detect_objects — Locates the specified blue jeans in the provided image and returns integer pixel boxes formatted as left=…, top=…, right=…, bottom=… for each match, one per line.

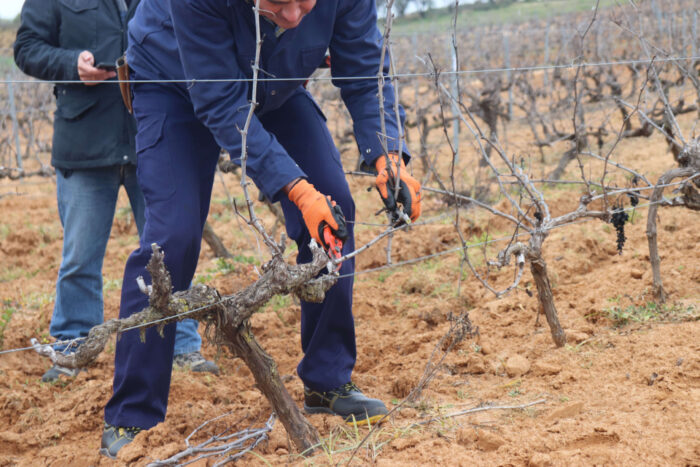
left=51, top=165, right=201, bottom=356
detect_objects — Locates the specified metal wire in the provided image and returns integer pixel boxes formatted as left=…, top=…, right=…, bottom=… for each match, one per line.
left=0, top=55, right=698, bottom=86
left=0, top=188, right=689, bottom=357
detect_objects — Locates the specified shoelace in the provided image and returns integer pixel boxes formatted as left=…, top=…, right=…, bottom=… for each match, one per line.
left=304, top=382, right=361, bottom=396
left=118, top=426, right=142, bottom=438
left=339, top=382, right=360, bottom=393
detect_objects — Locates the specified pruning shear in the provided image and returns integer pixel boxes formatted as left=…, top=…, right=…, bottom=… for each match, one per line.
left=387, top=205, right=412, bottom=227
left=321, top=224, right=344, bottom=273
left=374, top=202, right=411, bottom=228
left=372, top=168, right=413, bottom=227
left=319, top=203, right=347, bottom=273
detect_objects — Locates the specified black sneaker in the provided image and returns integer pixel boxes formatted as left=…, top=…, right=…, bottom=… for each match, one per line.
left=303, top=382, right=388, bottom=426
left=99, top=422, right=142, bottom=459
left=173, top=351, right=220, bottom=375
left=41, top=364, right=82, bottom=383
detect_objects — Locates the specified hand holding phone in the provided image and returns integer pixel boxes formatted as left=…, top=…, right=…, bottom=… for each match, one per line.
left=96, top=62, right=117, bottom=72
left=77, top=51, right=116, bottom=85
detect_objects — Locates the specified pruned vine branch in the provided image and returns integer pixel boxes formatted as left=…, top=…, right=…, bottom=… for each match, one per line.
left=32, top=241, right=335, bottom=369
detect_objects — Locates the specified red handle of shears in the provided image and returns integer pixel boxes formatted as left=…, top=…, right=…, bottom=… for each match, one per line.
left=321, top=224, right=343, bottom=272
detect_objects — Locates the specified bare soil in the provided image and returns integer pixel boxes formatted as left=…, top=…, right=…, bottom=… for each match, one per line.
left=0, top=102, right=699, bottom=467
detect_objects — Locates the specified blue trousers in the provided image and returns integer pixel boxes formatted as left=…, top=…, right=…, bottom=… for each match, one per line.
left=105, top=82, right=356, bottom=429
left=52, top=165, right=201, bottom=356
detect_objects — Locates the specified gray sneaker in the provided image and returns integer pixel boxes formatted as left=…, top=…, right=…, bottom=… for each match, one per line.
left=304, top=382, right=389, bottom=426
left=100, top=422, right=142, bottom=459
left=173, top=351, right=219, bottom=375
left=41, top=364, right=82, bottom=383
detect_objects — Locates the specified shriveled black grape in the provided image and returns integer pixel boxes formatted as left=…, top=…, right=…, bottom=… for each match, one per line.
left=611, top=208, right=629, bottom=254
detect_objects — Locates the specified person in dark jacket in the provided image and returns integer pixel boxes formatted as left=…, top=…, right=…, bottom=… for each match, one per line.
left=99, top=0, right=422, bottom=458
left=13, top=0, right=219, bottom=383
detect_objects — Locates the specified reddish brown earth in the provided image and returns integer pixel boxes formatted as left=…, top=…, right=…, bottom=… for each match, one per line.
left=1, top=91, right=699, bottom=466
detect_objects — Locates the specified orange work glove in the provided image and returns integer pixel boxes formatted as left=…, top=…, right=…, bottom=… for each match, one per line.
left=374, top=153, right=421, bottom=224
left=288, top=179, right=348, bottom=248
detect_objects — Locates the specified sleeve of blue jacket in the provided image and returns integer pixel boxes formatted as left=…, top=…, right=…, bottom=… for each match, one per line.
left=330, top=0, right=409, bottom=169
left=168, top=0, right=305, bottom=202
left=13, top=0, right=82, bottom=81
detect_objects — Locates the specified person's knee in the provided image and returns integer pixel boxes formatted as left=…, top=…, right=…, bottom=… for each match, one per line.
left=144, top=209, right=201, bottom=253
left=160, top=226, right=201, bottom=257
left=60, top=237, right=106, bottom=273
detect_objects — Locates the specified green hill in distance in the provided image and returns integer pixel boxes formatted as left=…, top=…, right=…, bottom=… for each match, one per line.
left=386, top=0, right=616, bottom=34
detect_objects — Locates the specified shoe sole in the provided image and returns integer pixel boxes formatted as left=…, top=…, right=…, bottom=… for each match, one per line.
left=303, top=404, right=387, bottom=426
left=41, top=368, right=83, bottom=383
left=191, top=366, right=220, bottom=375
left=344, top=413, right=386, bottom=427
left=98, top=448, right=117, bottom=460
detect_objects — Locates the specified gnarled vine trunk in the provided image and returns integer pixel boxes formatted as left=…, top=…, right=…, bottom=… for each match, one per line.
left=33, top=243, right=335, bottom=454
left=528, top=236, right=566, bottom=347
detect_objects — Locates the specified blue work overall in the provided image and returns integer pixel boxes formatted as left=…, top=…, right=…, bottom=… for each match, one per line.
left=104, top=79, right=357, bottom=429
left=104, top=0, right=407, bottom=429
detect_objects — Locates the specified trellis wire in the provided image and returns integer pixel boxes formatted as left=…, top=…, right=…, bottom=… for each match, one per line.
left=1, top=50, right=697, bottom=177
left=0, top=183, right=692, bottom=358
left=0, top=55, right=698, bottom=86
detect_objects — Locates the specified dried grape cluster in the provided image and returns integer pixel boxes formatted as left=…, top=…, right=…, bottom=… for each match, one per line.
left=610, top=208, right=629, bottom=254
left=626, top=176, right=640, bottom=207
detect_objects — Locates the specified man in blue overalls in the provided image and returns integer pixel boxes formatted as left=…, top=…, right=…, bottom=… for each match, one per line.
left=100, top=0, right=422, bottom=457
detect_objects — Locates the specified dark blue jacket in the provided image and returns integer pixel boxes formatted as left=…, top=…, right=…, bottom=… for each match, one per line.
left=127, top=0, right=407, bottom=200
left=14, top=0, right=140, bottom=169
